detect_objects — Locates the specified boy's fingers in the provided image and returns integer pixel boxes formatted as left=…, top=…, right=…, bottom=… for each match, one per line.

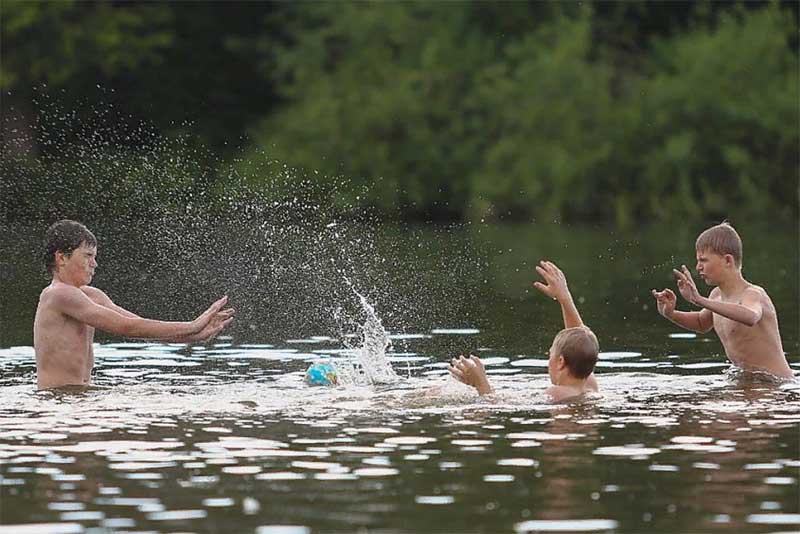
left=448, top=367, right=464, bottom=381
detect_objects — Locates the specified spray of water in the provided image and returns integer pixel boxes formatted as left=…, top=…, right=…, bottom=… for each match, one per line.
left=2, top=88, right=487, bottom=356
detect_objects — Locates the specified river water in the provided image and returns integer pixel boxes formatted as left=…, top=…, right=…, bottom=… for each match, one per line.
left=0, top=219, right=797, bottom=533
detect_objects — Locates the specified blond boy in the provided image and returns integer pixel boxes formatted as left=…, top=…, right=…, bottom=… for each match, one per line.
left=34, top=220, right=235, bottom=390
left=652, top=222, right=792, bottom=379
left=449, top=261, right=599, bottom=402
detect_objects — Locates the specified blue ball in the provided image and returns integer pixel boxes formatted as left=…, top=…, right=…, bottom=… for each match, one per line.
left=306, top=362, right=338, bottom=386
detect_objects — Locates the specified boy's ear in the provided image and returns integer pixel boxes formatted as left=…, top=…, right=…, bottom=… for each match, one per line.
left=555, top=354, right=566, bottom=370
left=723, top=253, right=735, bottom=267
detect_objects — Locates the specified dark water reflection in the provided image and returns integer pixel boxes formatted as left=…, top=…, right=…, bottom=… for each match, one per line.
left=0, top=221, right=798, bottom=532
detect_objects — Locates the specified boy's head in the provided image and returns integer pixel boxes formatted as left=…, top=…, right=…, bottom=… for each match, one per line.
left=695, top=222, right=742, bottom=266
left=695, top=222, right=742, bottom=285
left=45, top=220, right=97, bottom=276
left=548, top=326, right=599, bottom=383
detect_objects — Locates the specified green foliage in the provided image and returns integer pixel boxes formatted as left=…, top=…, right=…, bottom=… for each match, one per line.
left=2, top=1, right=797, bottom=226
left=629, top=4, right=799, bottom=223
left=471, top=8, right=615, bottom=221
left=237, top=1, right=797, bottom=225
left=1, top=1, right=173, bottom=89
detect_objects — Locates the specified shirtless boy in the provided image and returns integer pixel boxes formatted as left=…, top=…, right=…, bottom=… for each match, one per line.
left=34, top=220, right=235, bottom=389
left=449, top=261, right=599, bottom=403
left=652, top=222, right=793, bottom=379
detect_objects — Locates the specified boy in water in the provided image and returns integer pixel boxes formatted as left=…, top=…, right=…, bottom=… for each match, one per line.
left=449, top=260, right=599, bottom=402
left=652, top=222, right=793, bottom=379
left=34, top=220, right=235, bottom=390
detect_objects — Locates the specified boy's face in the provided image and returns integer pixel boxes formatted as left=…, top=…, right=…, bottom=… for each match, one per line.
left=57, top=242, right=98, bottom=286
left=695, top=248, right=733, bottom=286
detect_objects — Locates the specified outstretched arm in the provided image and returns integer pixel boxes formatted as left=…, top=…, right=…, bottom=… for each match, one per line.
left=532, top=260, right=582, bottom=328
left=651, top=287, right=714, bottom=333
left=81, top=286, right=234, bottom=342
left=54, top=286, right=228, bottom=339
left=448, top=355, right=493, bottom=395
left=673, top=266, right=762, bottom=327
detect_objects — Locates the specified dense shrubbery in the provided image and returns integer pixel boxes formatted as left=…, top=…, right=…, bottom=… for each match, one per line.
left=2, top=1, right=797, bottom=225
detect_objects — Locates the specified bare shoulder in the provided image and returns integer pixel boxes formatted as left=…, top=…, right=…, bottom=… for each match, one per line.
left=543, top=385, right=560, bottom=401
left=742, top=284, right=773, bottom=305
left=708, top=286, right=722, bottom=299
left=39, top=283, right=87, bottom=312
left=80, top=285, right=109, bottom=303
left=744, top=283, right=769, bottom=298
left=745, top=284, right=777, bottom=314
left=47, top=283, right=85, bottom=300
left=544, top=385, right=577, bottom=403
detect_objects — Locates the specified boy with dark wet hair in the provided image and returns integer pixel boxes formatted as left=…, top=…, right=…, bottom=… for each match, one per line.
left=34, top=219, right=235, bottom=390
left=652, top=222, right=793, bottom=379
left=449, top=261, right=599, bottom=402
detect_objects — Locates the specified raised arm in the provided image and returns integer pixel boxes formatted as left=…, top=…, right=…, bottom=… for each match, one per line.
left=673, top=266, right=763, bottom=327
left=53, top=286, right=227, bottom=339
left=533, top=260, right=598, bottom=389
left=532, top=260, right=582, bottom=328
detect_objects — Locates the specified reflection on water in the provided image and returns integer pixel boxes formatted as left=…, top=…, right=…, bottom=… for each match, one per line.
left=0, top=331, right=798, bottom=533
left=1, top=218, right=797, bottom=532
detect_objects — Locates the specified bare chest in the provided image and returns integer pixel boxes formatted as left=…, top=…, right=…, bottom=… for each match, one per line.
left=713, top=313, right=749, bottom=344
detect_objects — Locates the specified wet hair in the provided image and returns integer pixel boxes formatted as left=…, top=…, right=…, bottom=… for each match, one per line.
left=45, top=220, right=97, bottom=275
left=695, top=222, right=742, bottom=267
left=551, top=326, right=599, bottom=379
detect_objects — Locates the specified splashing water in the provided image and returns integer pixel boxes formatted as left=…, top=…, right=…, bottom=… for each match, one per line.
left=353, top=289, right=399, bottom=384
left=333, top=282, right=399, bottom=386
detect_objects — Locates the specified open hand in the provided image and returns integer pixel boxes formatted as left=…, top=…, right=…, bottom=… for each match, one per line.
left=673, top=265, right=702, bottom=306
left=448, top=354, right=493, bottom=395
left=192, top=296, right=229, bottom=333
left=196, top=307, right=235, bottom=342
left=651, top=288, right=677, bottom=318
left=533, top=260, right=570, bottom=302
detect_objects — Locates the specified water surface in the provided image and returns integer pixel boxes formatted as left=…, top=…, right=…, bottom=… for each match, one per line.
left=0, top=221, right=797, bottom=533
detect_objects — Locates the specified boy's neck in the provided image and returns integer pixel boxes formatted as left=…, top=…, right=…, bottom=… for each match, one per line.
left=554, top=373, right=587, bottom=390
left=52, top=272, right=78, bottom=288
left=716, top=269, right=748, bottom=296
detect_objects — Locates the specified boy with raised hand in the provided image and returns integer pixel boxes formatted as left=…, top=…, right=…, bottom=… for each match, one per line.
left=34, top=220, right=235, bottom=390
left=652, top=222, right=793, bottom=379
left=449, top=260, right=599, bottom=402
